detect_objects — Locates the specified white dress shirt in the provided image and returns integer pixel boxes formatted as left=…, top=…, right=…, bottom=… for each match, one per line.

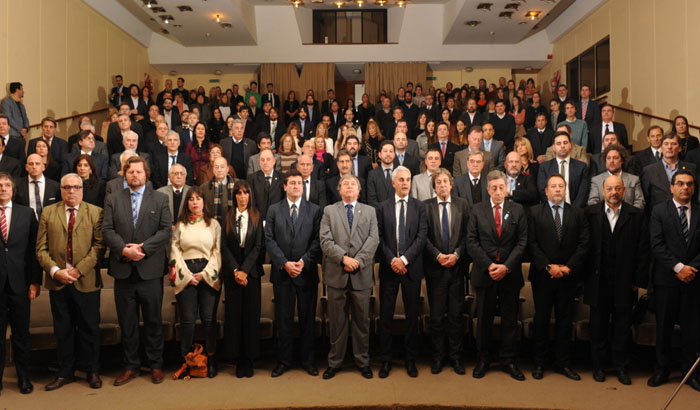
left=558, top=156, right=572, bottom=204
left=27, top=175, right=46, bottom=218
left=394, top=194, right=410, bottom=265
left=235, top=208, right=248, bottom=248
left=604, top=203, right=621, bottom=231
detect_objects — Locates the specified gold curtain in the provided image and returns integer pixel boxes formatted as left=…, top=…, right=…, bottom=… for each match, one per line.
left=364, top=62, right=427, bottom=104
left=260, top=63, right=335, bottom=108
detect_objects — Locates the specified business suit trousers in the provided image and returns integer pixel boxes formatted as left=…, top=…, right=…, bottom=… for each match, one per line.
left=223, top=275, right=261, bottom=361
left=379, top=273, right=421, bottom=362
left=49, top=286, right=101, bottom=377
left=114, top=272, right=164, bottom=370
left=175, top=265, right=220, bottom=357
left=654, top=286, right=700, bottom=374
left=426, top=270, right=464, bottom=362
left=589, top=280, right=634, bottom=370
left=273, top=280, right=317, bottom=366
left=0, top=285, right=31, bottom=381
left=532, top=279, right=577, bottom=367
left=326, top=283, right=371, bottom=368
left=475, top=282, right=520, bottom=364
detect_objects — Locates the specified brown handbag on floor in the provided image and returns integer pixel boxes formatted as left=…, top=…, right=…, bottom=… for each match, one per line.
left=173, top=343, right=208, bottom=380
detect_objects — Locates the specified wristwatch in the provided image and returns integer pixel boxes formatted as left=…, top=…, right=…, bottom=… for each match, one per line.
left=545, top=264, right=552, bottom=272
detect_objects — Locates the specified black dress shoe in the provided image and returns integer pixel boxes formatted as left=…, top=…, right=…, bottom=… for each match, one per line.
left=593, top=369, right=606, bottom=382
left=18, top=378, right=33, bottom=394
left=245, top=363, right=254, bottom=378
left=379, top=361, right=392, bottom=379
left=502, top=363, right=525, bottom=381
left=302, top=364, right=319, bottom=376
left=472, top=361, right=489, bottom=378
left=451, top=360, right=466, bottom=375
left=86, top=373, right=102, bottom=389
left=647, top=371, right=668, bottom=387
left=616, top=369, right=631, bottom=385
left=323, top=366, right=341, bottom=380
left=431, top=359, right=443, bottom=374
left=686, top=377, right=700, bottom=392
left=358, top=366, right=373, bottom=379
left=45, top=376, right=74, bottom=391
left=555, top=367, right=581, bottom=381
left=532, top=365, right=544, bottom=380
left=271, top=363, right=289, bottom=378
left=405, top=360, right=418, bottom=378
left=207, top=357, right=218, bottom=378
left=236, top=363, right=246, bottom=378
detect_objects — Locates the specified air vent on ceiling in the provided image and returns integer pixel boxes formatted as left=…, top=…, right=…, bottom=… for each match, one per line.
left=504, top=2, right=520, bottom=10
left=476, top=2, right=492, bottom=10
left=150, top=6, right=166, bottom=13
left=220, top=23, right=232, bottom=28
left=464, top=20, right=481, bottom=27
left=177, top=5, right=193, bottom=11
left=499, top=11, right=513, bottom=18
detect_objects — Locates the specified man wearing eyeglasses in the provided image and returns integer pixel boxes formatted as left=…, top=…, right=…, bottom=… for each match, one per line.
left=36, top=173, right=105, bottom=391
left=642, top=134, right=697, bottom=213
left=156, top=163, right=190, bottom=224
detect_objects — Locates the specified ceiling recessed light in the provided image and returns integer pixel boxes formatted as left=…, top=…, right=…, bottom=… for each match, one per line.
left=214, top=70, right=222, bottom=75
left=220, top=23, right=232, bottom=28
left=352, top=68, right=362, bottom=74
left=464, top=20, right=481, bottom=27
left=205, top=32, right=211, bottom=37
left=150, top=6, right=166, bottom=13
left=160, top=15, right=174, bottom=24
left=477, top=2, right=492, bottom=11
left=334, top=0, right=344, bottom=8
left=504, top=2, right=520, bottom=10
left=465, top=67, right=473, bottom=72
left=215, top=14, right=221, bottom=23
left=168, top=70, right=177, bottom=76
left=376, top=0, right=387, bottom=6
left=489, top=31, right=496, bottom=36
left=499, top=11, right=513, bottom=18
left=525, top=10, right=541, bottom=20
left=176, top=5, right=193, bottom=12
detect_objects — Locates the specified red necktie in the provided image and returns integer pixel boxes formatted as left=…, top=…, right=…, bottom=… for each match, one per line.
left=67, top=208, right=75, bottom=266
left=0, top=206, right=7, bottom=242
left=494, top=204, right=501, bottom=261
left=441, top=141, right=446, bottom=157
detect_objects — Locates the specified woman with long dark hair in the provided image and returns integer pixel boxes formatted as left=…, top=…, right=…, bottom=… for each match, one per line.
left=208, top=108, right=226, bottom=144
left=73, top=154, right=105, bottom=207
left=671, top=115, right=699, bottom=158
left=221, top=181, right=263, bottom=378
left=186, top=121, right=210, bottom=178
left=34, top=139, right=61, bottom=182
left=416, top=119, right=435, bottom=160
left=283, top=90, right=300, bottom=125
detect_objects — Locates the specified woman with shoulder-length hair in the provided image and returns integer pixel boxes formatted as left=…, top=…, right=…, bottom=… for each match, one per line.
left=671, top=115, right=699, bottom=158
left=170, top=187, right=222, bottom=378
left=220, top=180, right=264, bottom=378
left=73, top=154, right=105, bottom=207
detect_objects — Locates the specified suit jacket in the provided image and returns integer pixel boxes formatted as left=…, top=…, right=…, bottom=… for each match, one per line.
left=221, top=136, right=258, bottom=179
left=466, top=199, right=528, bottom=288
left=537, top=157, right=590, bottom=208
left=325, top=174, right=367, bottom=205
left=509, top=172, right=539, bottom=208
left=680, top=148, right=700, bottom=177
left=321, top=99, right=335, bottom=115
left=110, top=85, right=126, bottom=107
left=0, top=96, right=29, bottom=136
left=588, top=171, right=645, bottom=209
left=0, top=154, right=21, bottom=178
left=525, top=128, right=554, bottom=159
left=481, top=139, right=506, bottom=167
left=265, top=199, right=322, bottom=286
left=376, top=196, right=428, bottom=281
left=156, top=184, right=190, bottom=223
left=452, top=149, right=493, bottom=178
left=527, top=202, right=590, bottom=284
left=14, top=176, right=60, bottom=216
left=106, top=122, right=144, bottom=157
left=423, top=197, right=470, bottom=277
left=584, top=202, right=649, bottom=307
left=641, top=161, right=696, bottom=211
left=247, top=152, right=282, bottom=176
left=544, top=143, right=590, bottom=166
left=629, top=147, right=660, bottom=176
left=62, top=152, right=108, bottom=182
left=393, top=152, right=421, bottom=176
left=151, top=150, right=194, bottom=189
left=294, top=118, right=315, bottom=141
left=420, top=105, right=439, bottom=123
left=590, top=121, right=629, bottom=153
left=428, top=141, right=460, bottom=172
left=70, top=139, right=108, bottom=159
left=36, top=202, right=105, bottom=292
left=320, top=201, right=379, bottom=290
left=575, top=99, right=601, bottom=129
left=161, top=108, right=181, bottom=130
left=108, top=151, right=151, bottom=181
left=366, top=166, right=395, bottom=208
left=261, top=93, right=281, bottom=109
left=453, top=172, right=488, bottom=208
left=126, top=96, right=148, bottom=120
left=459, top=111, right=486, bottom=130
left=489, top=113, right=516, bottom=149
left=249, top=170, right=284, bottom=220
left=259, top=119, right=285, bottom=147
left=105, top=176, right=153, bottom=198
left=221, top=210, right=264, bottom=279
left=0, top=203, right=40, bottom=294
left=304, top=178, right=327, bottom=208
left=102, top=187, right=172, bottom=280
left=1, top=135, right=25, bottom=163
left=410, top=171, right=435, bottom=201
left=352, top=154, right=373, bottom=181
left=28, top=136, right=68, bottom=166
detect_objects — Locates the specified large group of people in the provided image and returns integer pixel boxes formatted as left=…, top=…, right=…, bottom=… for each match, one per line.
left=0, top=76, right=699, bottom=398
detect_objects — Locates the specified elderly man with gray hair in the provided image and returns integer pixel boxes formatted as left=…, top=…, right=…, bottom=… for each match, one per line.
left=105, top=150, right=153, bottom=197
left=156, top=163, right=190, bottom=223
left=151, top=129, right=193, bottom=189
left=108, top=130, right=151, bottom=180
left=221, top=117, right=258, bottom=179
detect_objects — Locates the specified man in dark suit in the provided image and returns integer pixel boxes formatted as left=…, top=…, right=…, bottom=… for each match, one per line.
left=249, top=149, right=284, bottom=220
left=453, top=151, right=488, bottom=208
left=0, top=172, right=41, bottom=396
left=424, top=169, right=470, bottom=375
left=108, top=131, right=152, bottom=180
left=0, top=115, right=25, bottom=163
left=590, top=104, right=629, bottom=154
left=526, top=113, right=554, bottom=161
left=537, top=132, right=590, bottom=208
left=178, top=111, right=199, bottom=149
left=428, top=122, right=459, bottom=172
left=160, top=97, right=181, bottom=131
left=419, top=94, right=439, bottom=122
left=296, top=155, right=326, bottom=208
left=265, top=169, right=322, bottom=377
left=61, top=131, right=109, bottom=182
left=106, top=109, right=145, bottom=156
left=261, top=83, right=280, bottom=109
left=575, top=85, right=601, bottom=131
left=155, top=78, right=173, bottom=108
left=138, top=105, right=161, bottom=147
left=642, top=134, right=697, bottom=212
left=383, top=107, right=404, bottom=140
left=258, top=107, right=285, bottom=148
left=504, top=152, right=539, bottom=208
left=459, top=99, right=485, bottom=130
left=376, top=166, right=428, bottom=378
left=102, top=156, right=171, bottom=386
left=584, top=175, right=649, bottom=385
left=392, top=132, right=421, bottom=176
left=647, top=170, right=700, bottom=391
left=467, top=170, right=528, bottom=381
left=445, top=97, right=462, bottom=123
left=320, top=89, right=335, bottom=115
left=0, top=136, right=20, bottom=179
left=481, top=122, right=506, bottom=168
left=326, top=150, right=367, bottom=204
left=27, top=117, right=69, bottom=167
left=327, top=102, right=342, bottom=132
left=36, top=173, right=105, bottom=391
left=344, top=136, right=372, bottom=180
left=367, top=140, right=396, bottom=207
left=629, top=125, right=663, bottom=176
left=490, top=100, right=516, bottom=150
left=528, top=174, right=590, bottom=381
left=109, top=74, right=125, bottom=107
left=125, top=84, right=147, bottom=121
left=150, top=130, right=193, bottom=189
left=401, top=91, right=420, bottom=132
left=304, top=95, right=320, bottom=127
left=156, top=164, right=189, bottom=224
left=524, top=92, right=548, bottom=130
left=222, top=119, right=258, bottom=180
left=294, top=106, right=315, bottom=142
left=14, top=154, right=60, bottom=221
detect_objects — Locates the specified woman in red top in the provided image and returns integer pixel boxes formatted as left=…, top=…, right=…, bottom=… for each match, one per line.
left=186, top=121, right=210, bottom=178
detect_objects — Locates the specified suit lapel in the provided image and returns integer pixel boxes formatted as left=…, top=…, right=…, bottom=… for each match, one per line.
left=72, top=203, right=88, bottom=231
left=167, top=188, right=175, bottom=219
left=57, top=201, right=68, bottom=232
left=614, top=203, right=630, bottom=233
left=339, top=202, right=352, bottom=238
left=134, top=189, right=151, bottom=233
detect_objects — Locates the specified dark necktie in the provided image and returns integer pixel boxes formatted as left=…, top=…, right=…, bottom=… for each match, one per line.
left=655, top=150, right=662, bottom=161
left=385, top=168, right=391, bottom=181
left=303, top=180, right=309, bottom=201
left=680, top=205, right=689, bottom=243
left=553, top=204, right=562, bottom=241
left=237, top=215, right=243, bottom=245
left=346, top=204, right=353, bottom=230
left=398, top=199, right=407, bottom=255
left=440, top=201, right=450, bottom=252
left=32, top=180, right=42, bottom=219
left=265, top=176, right=272, bottom=187
left=291, top=203, right=298, bottom=225
left=67, top=208, right=76, bottom=266
left=170, top=155, right=177, bottom=167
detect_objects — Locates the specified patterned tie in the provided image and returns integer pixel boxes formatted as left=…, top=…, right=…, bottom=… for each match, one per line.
left=398, top=199, right=407, bottom=255
left=291, top=203, right=298, bottom=225
left=440, top=202, right=450, bottom=253
left=582, top=100, right=588, bottom=120
left=67, top=208, right=76, bottom=266
left=440, top=141, right=446, bottom=157
left=494, top=204, right=502, bottom=238
left=346, top=204, right=353, bottom=230
left=559, top=159, right=566, bottom=180
left=0, top=206, right=7, bottom=242
left=131, top=192, right=139, bottom=226
left=32, top=180, right=43, bottom=219
left=680, top=205, right=689, bottom=243
left=553, top=204, right=562, bottom=241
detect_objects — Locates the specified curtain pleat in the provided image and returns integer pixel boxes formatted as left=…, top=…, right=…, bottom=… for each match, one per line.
left=364, top=62, right=427, bottom=104
left=260, top=63, right=336, bottom=109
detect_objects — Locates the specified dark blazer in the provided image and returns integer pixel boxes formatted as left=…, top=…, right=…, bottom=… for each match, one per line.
left=537, top=157, right=590, bottom=208
left=220, top=136, right=258, bottom=179
left=527, top=202, right=590, bottom=284
left=294, top=118, right=315, bottom=141
left=126, top=96, right=148, bottom=120
left=13, top=176, right=60, bottom=214
left=106, top=122, right=144, bottom=156
left=259, top=119, right=285, bottom=147
left=305, top=178, right=327, bottom=208
left=0, top=203, right=41, bottom=294
left=393, top=152, right=421, bottom=176
left=423, top=197, right=470, bottom=277
left=584, top=202, right=649, bottom=307
left=452, top=172, right=488, bottom=208
left=105, top=176, right=153, bottom=198
left=28, top=136, right=69, bottom=166
left=575, top=99, right=601, bottom=129
left=459, top=111, right=486, bottom=130
left=150, top=150, right=194, bottom=189
left=489, top=113, right=516, bottom=150
left=221, top=211, right=264, bottom=279
left=108, top=151, right=151, bottom=181
left=249, top=170, right=284, bottom=220
left=428, top=141, right=460, bottom=172
left=261, top=93, right=281, bottom=109
left=321, top=99, right=335, bottom=115
left=61, top=152, right=108, bottom=182
left=629, top=147, right=660, bottom=176
left=178, top=127, right=194, bottom=148
left=650, top=200, right=700, bottom=291
left=466, top=200, right=528, bottom=289
left=325, top=174, right=367, bottom=205
left=102, top=187, right=172, bottom=280
left=641, top=161, right=696, bottom=211
left=366, top=166, right=395, bottom=208
left=110, top=85, right=126, bottom=107
left=525, top=128, right=554, bottom=159
left=161, top=108, right=181, bottom=130
left=376, top=196, right=428, bottom=281
left=2, top=135, right=25, bottom=163
left=0, top=154, right=21, bottom=178
left=420, top=105, right=439, bottom=123
left=590, top=121, right=629, bottom=153
left=352, top=154, right=373, bottom=181
left=510, top=173, right=539, bottom=208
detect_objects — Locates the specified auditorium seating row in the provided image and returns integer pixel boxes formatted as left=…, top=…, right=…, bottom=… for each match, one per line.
left=5, top=263, right=679, bottom=363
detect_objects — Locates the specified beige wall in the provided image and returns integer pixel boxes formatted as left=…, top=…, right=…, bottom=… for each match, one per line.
left=537, top=0, right=700, bottom=151
left=0, top=0, right=160, bottom=140
left=427, top=68, right=513, bottom=90
left=161, top=73, right=259, bottom=96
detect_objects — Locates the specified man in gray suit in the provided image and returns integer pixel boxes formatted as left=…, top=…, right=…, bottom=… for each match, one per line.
left=156, top=164, right=190, bottom=223
left=246, top=133, right=281, bottom=176
left=410, top=148, right=442, bottom=201
left=0, top=82, right=29, bottom=138
left=453, top=126, right=494, bottom=178
left=221, top=119, right=259, bottom=179
left=588, top=144, right=645, bottom=209
left=481, top=122, right=506, bottom=168
left=320, top=175, right=379, bottom=380
left=102, top=156, right=172, bottom=386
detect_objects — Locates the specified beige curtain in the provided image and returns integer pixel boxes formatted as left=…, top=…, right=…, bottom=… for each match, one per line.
left=364, top=62, right=427, bottom=104
left=260, top=63, right=335, bottom=109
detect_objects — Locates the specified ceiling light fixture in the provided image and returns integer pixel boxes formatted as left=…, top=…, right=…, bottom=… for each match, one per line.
left=499, top=11, right=513, bottom=18
left=215, top=14, right=221, bottom=23
left=147, top=1, right=152, bottom=8
left=220, top=23, right=232, bottom=28
left=395, top=0, right=406, bottom=7
left=355, top=0, right=365, bottom=7
left=476, top=3, right=492, bottom=11
left=525, top=10, right=541, bottom=20
left=290, top=0, right=304, bottom=6
left=376, top=0, right=387, bottom=6
left=464, top=20, right=481, bottom=27
left=334, top=0, right=344, bottom=8
left=504, top=2, right=520, bottom=10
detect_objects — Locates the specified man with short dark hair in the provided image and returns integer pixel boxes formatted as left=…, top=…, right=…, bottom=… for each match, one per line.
left=1, top=82, right=29, bottom=138
left=321, top=89, right=336, bottom=115
left=629, top=126, right=664, bottom=176
left=110, top=75, right=126, bottom=108
left=490, top=100, right=516, bottom=150
left=261, top=82, right=280, bottom=109
left=525, top=113, right=553, bottom=162
left=106, top=107, right=145, bottom=156
left=367, top=140, right=396, bottom=207
left=0, top=114, right=24, bottom=162
left=62, top=130, right=109, bottom=182
left=591, top=104, right=629, bottom=154
left=537, top=131, right=590, bottom=208
left=576, top=85, right=601, bottom=131
left=326, top=149, right=367, bottom=204
left=27, top=117, right=69, bottom=166
left=453, top=151, right=488, bottom=208
left=428, top=122, right=459, bottom=172
left=642, top=134, right=696, bottom=211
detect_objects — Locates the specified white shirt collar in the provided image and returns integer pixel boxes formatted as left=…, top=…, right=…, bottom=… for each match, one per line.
left=0, top=201, right=12, bottom=210
left=64, top=203, right=80, bottom=212
left=287, top=197, right=302, bottom=209
left=394, top=194, right=409, bottom=203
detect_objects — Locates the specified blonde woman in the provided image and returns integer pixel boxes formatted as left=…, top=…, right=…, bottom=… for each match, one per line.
left=315, top=122, right=334, bottom=157
left=513, top=136, right=538, bottom=176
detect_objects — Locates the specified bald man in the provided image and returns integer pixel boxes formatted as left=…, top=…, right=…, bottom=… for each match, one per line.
left=14, top=153, right=60, bottom=221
